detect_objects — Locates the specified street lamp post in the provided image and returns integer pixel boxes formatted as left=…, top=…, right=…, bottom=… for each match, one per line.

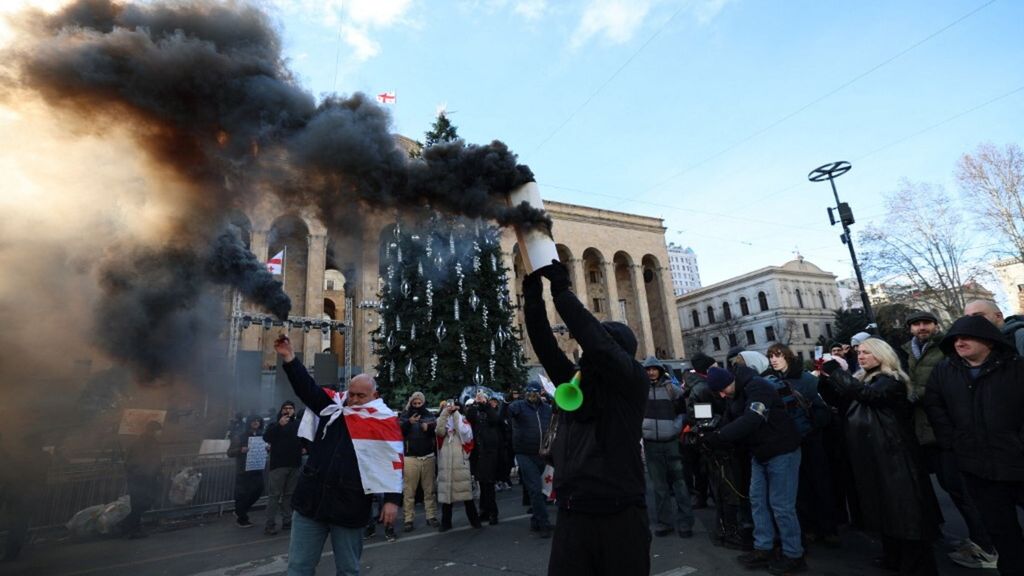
left=808, top=161, right=875, bottom=325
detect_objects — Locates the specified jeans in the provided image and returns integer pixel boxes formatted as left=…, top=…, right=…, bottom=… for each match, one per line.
left=645, top=440, right=694, bottom=532
left=267, top=467, right=299, bottom=528
left=750, top=449, right=803, bottom=559
left=287, top=511, right=363, bottom=576
left=233, top=471, right=264, bottom=522
left=516, top=454, right=551, bottom=529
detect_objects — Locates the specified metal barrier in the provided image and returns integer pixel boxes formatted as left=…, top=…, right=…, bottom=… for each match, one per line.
left=33, top=453, right=244, bottom=530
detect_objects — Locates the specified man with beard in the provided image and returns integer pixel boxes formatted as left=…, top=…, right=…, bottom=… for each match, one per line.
left=263, top=401, right=301, bottom=535
left=523, top=260, right=649, bottom=576
left=399, top=392, right=438, bottom=532
left=506, top=380, right=554, bottom=537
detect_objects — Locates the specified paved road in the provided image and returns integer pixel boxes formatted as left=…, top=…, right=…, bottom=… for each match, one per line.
left=4, top=482, right=991, bottom=576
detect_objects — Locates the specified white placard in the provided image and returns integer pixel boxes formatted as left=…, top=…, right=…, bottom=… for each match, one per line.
left=694, top=403, right=713, bottom=420
left=244, top=436, right=268, bottom=471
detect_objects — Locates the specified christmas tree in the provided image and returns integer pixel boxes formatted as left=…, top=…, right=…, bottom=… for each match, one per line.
left=372, top=112, right=528, bottom=403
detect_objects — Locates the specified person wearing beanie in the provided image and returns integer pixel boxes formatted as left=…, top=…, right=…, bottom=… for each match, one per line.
left=925, top=315, right=1024, bottom=574
left=726, top=346, right=746, bottom=363
left=262, top=401, right=302, bottom=535
left=506, top=380, right=554, bottom=537
left=227, top=415, right=266, bottom=528
left=522, top=260, right=649, bottom=576
left=399, top=391, right=439, bottom=532
left=465, top=388, right=504, bottom=526
left=704, top=366, right=805, bottom=574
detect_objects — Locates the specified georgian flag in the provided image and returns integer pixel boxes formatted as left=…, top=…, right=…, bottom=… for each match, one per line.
left=376, top=91, right=396, bottom=104
left=298, top=389, right=404, bottom=494
left=267, top=249, right=284, bottom=275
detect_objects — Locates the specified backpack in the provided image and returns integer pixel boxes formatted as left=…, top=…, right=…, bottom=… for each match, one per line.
left=763, top=375, right=813, bottom=437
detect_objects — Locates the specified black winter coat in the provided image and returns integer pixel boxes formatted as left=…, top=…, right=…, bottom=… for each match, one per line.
left=283, top=359, right=400, bottom=528
left=718, top=367, right=801, bottom=463
left=827, top=369, right=940, bottom=541
left=399, top=406, right=437, bottom=458
left=228, top=427, right=264, bottom=474
left=466, top=403, right=503, bottom=483
left=263, top=413, right=302, bottom=470
left=924, top=318, right=1024, bottom=482
left=524, top=284, right=647, bottom=514
left=506, top=398, right=552, bottom=455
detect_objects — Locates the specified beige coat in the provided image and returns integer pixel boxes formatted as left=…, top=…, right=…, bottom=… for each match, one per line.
left=435, top=409, right=474, bottom=504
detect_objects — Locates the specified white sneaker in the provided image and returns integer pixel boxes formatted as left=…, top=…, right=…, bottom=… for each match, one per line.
left=948, top=540, right=998, bottom=569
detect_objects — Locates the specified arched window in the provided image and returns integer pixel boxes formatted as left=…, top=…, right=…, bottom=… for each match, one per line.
left=706, top=305, right=716, bottom=324
left=758, top=291, right=769, bottom=311
left=691, top=309, right=700, bottom=328
left=796, top=289, right=804, bottom=308
left=739, top=297, right=750, bottom=316
left=818, top=290, right=826, bottom=308
left=722, top=302, right=732, bottom=320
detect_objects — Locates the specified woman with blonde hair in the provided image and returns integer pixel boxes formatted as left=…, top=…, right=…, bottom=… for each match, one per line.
left=822, top=337, right=940, bottom=575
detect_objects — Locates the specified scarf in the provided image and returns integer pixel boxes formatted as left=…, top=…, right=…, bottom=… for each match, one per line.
left=298, top=389, right=404, bottom=494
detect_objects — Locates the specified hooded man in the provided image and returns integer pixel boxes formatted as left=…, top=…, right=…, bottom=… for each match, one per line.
left=227, top=415, right=265, bottom=528
left=523, top=260, right=649, bottom=576
left=641, top=356, right=694, bottom=538
left=704, top=366, right=805, bottom=574
left=506, top=380, right=554, bottom=536
left=263, top=400, right=302, bottom=535
left=925, top=316, right=1024, bottom=575
left=399, top=391, right=438, bottom=532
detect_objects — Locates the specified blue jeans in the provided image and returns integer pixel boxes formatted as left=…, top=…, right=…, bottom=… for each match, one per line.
left=287, top=511, right=363, bottom=576
left=645, top=440, right=694, bottom=532
left=750, top=449, right=803, bottom=559
left=516, top=454, right=550, bottom=529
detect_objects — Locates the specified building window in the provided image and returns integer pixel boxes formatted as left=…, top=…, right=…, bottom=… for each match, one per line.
left=740, top=297, right=750, bottom=316
left=825, top=323, right=833, bottom=338
left=723, top=302, right=732, bottom=320
left=592, top=298, right=602, bottom=312
left=796, top=289, right=804, bottom=308
left=746, top=330, right=756, bottom=345
left=797, top=351, right=804, bottom=363
left=765, top=326, right=776, bottom=341
left=818, top=290, right=826, bottom=308
left=728, top=333, right=738, bottom=347
left=758, top=291, right=769, bottom=311
left=803, top=323, right=811, bottom=338
left=326, top=280, right=335, bottom=290
left=618, top=299, right=627, bottom=320
left=589, top=270, right=599, bottom=284
left=706, top=306, right=716, bottom=324
left=712, top=337, right=721, bottom=351
left=691, top=310, right=700, bottom=328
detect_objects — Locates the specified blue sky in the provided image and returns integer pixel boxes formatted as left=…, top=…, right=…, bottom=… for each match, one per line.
left=271, top=0, right=1023, bottom=287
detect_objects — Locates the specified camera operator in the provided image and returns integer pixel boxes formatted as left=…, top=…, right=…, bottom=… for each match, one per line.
left=703, top=365, right=805, bottom=574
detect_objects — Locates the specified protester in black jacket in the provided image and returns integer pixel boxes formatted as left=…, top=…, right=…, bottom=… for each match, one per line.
left=925, top=315, right=1024, bottom=576
left=823, top=338, right=940, bottom=575
left=227, top=415, right=265, bottom=528
left=705, top=366, right=805, bottom=574
left=262, top=400, right=301, bottom=535
left=523, top=260, right=649, bottom=576
left=399, top=391, right=438, bottom=532
left=466, top=391, right=504, bottom=525
left=274, top=335, right=400, bottom=576
left=506, top=381, right=554, bottom=536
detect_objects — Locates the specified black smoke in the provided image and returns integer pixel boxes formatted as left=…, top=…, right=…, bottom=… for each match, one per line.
left=3, top=0, right=550, bottom=380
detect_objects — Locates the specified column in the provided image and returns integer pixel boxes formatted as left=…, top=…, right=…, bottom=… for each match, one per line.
left=603, top=260, right=620, bottom=322
left=355, top=226, right=381, bottom=375
left=631, top=264, right=655, bottom=358
left=302, top=234, right=327, bottom=362
left=569, top=258, right=587, bottom=299
left=661, top=266, right=684, bottom=358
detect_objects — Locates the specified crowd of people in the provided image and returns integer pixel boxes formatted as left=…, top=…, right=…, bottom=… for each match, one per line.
left=108, top=259, right=1024, bottom=576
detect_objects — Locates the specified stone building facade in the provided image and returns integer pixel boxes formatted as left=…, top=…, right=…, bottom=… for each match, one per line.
left=676, top=258, right=842, bottom=363
left=228, top=184, right=685, bottom=379
left=994, top=257, right=1024, bottom=314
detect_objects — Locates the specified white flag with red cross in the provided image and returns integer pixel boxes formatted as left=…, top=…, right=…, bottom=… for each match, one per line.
left=267, top=249, right=284, bottom=275
left=376, top=91, right=396, bottom=104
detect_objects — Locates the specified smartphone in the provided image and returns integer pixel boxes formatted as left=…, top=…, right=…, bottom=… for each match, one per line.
left=694, top=403, right=713, bottom=420
left=814, top=346, right=823, bottom=360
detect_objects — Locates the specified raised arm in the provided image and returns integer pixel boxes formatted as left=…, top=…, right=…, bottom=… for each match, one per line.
left=522, top=272, right=576, bottom=385
left=274, top=335, right=332, bottom=414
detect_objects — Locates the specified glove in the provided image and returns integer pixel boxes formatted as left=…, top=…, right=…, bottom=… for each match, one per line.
left=522, top=271, right=543, bottom=301
left=537, top=259, right=571, bottom=296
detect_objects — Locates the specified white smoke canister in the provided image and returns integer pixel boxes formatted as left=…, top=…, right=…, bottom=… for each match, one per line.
left=507, top=181, right=559, bottom=274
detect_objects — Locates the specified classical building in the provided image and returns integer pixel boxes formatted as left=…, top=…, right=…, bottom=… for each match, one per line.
left=226, top=179, right=685, bottom=389
left=667, top=243, right=702, bottom=296
left=676, top=258, right=842, bottom=363
left=994, top=257, right=1024, bottom=314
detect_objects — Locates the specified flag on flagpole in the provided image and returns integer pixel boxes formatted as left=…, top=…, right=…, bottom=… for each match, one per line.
left=376, top=91, right=396, bottom=104
left=267, top=249, right=285, bottom=275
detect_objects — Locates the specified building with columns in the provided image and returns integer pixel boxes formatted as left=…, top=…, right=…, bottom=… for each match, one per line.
left=228, top=191, right=685, bottom=382
left=676, top=257, right=841, bottom=363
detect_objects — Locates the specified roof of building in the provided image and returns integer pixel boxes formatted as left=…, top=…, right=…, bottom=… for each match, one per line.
left=675, top=258, right=835, bottom=303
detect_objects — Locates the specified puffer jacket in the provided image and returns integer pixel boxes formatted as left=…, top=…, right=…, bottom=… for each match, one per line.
left=718, top=366, right=802, bottom=463
left=902, top=332, right=945, bottom=445
left=924, top=316, right=1024, bottom=482
left=506, top=398, right=552, bottom=456
left=435, top=408, right=474, bottom=504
